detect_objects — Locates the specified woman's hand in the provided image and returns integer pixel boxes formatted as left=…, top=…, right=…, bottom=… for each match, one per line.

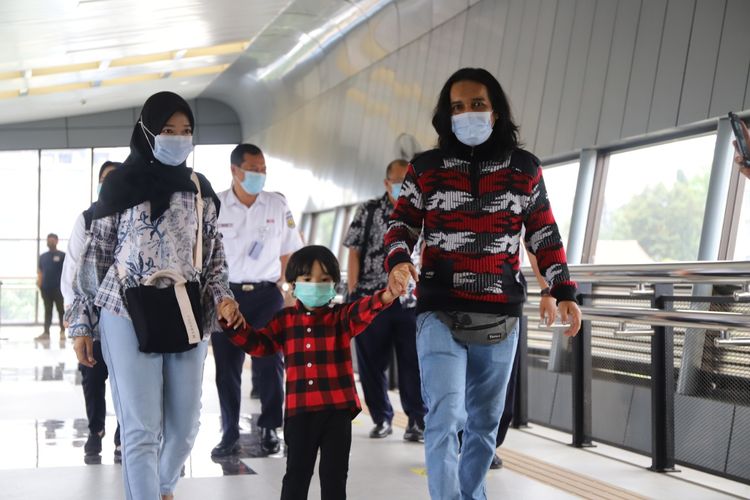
left=73, top=336, right=96, bottom=368
left=558, top=301, right=582, bottom=337
left=218, top=298, right=245, bottom=330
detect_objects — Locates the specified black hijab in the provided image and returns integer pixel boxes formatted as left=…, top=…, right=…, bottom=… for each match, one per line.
left=94, top=91, right=219, bottom=221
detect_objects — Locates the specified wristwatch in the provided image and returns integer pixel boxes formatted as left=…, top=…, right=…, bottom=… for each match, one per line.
left=540, top=287, right=551, bottom=297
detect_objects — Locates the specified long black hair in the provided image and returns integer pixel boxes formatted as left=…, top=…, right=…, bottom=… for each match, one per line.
left=432, top=67, right=520, bottom=158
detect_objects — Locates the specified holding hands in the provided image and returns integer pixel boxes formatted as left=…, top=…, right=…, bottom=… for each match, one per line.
left=387, top=262, right=418, bottom=297
left=218, top=297, right=245, bottom=329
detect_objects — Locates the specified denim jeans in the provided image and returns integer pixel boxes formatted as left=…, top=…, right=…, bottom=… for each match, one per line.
left=416, top=311, right=518, bottom=500
left=100, top=309, right=208, bottom=499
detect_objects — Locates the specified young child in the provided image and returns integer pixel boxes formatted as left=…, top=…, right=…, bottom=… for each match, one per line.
left=220, top=245, right=401, bottom=500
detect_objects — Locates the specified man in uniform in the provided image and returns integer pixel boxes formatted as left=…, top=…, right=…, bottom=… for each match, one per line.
left=343, top=159, right=427, bottom=441
left=211, top=144, right=303, bottom=457
left=37, top=233, right=65, bottom=341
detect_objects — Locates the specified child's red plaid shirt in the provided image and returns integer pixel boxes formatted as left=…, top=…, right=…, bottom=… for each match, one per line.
left=225, top=291, right=391, bottom=418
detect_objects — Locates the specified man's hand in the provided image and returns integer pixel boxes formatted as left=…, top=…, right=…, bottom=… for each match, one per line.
left=74, top=337, right=96, bottom=368
left=218, top=298, right=245, bottom=330
left=733, top=119, right=750, bottom=180
left=387, top=263, right=418, bottom=297
left=381, top=288, right=396, bottom=304
left=558, top=301, right=582, bottom=337
left=539, top=296, right=557, bottom=327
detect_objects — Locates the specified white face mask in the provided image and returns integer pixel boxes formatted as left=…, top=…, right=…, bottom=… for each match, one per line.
left=140, top=120, right=194, bottom=166
left=451, top=111, right=494, bottom=147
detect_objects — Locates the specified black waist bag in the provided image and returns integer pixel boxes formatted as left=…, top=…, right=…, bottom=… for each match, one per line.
left=125, top=278, right=204, bottom=353
left=435, top=311, right=518, bottom=345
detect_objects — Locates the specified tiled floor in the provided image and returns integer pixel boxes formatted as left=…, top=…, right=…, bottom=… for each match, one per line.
left=1, top=325, right=748, bottom=500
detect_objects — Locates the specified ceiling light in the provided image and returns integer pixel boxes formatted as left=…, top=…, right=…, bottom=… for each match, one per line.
left=109, top=52, right=175, bottom=68
left=28, top=82, right=91, bottom=95
left=32, top=62, right=99, bottom=76
left=100, top=73, right=161, bottom=86
left=170, top=64, right=229, bottom=78
left=173, top=49, right=188, bottom=60
left=0, top=71, right=23, bottom=81
left=98, top=60, right=110, bottom=71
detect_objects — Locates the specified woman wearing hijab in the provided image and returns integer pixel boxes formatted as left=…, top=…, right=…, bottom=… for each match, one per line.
left=66, top=91, right=244, bottom=500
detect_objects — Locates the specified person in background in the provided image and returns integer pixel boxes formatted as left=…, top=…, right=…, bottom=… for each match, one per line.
left=733, top=118, right=750, bottom=180
left=385, top=67, right=582, bottom=499
left=61, top=161, right=122, bottom=463
left=211, top=143, right=304, bottom=458
left=37, top=233, right=65, bottom=341
left=220, top=245, right=405, bottom=500
left=66, top=91, right=243, bottom=500
left=343, top=159, right=427, bottom=441
left=490, top=250, right=555, bottom=469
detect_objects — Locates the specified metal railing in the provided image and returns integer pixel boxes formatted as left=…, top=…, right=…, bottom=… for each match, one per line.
left=516, top=261, right=750, bottom=484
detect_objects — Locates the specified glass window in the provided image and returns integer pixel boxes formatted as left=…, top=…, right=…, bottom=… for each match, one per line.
left=0, top=150, right=39, bottom=239
left=193, top=144, right=235, bottom=192
left=594, top=134, right=716, bottom=264
left=542, top=161, right=580, bottom=248
left=733, top=179, right=750, bottom=260
left=311, top=210, right=336, bottom=248
left=92, top=147, right=129, bottom=200
left=0, top=279, right=37, bottom=324
left=39, top=149, right=92, bottom=241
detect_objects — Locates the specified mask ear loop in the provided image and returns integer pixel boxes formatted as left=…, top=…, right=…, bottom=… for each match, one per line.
left=139, top=118, right=156, bottom=152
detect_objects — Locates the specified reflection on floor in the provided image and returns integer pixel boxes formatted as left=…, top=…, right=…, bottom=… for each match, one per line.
left=1, top=326, right=749, bottom=500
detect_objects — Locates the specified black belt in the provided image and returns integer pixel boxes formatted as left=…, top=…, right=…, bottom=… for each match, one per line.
left=229, top=281, right=277, bottom=292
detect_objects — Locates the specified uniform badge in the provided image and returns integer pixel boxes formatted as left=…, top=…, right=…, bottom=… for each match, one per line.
left=286, top=211, right=296, bottom=228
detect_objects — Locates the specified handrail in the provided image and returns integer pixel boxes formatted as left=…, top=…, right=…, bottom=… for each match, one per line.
left=522, top=261, right=750, bottom=285
left=523, top=302, right=750, bottom=332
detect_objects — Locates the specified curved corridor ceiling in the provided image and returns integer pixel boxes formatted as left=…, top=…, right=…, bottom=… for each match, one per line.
left=0, top=0, right=397, bottom=125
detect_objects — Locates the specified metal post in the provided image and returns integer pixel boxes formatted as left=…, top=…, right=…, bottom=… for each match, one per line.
left=565, top=149, right=597, bottom=265
left=651, top=283, right=677, bottom=472
left=571, top=282, right=593, bottom=447
left=512, top=314, right=528, bottom=427
left=678, top=119, right=735, bottom=395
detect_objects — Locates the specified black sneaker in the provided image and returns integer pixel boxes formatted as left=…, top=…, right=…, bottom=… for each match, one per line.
left=114, top=445, right=122, bottom=464
left=490, top=453, right=503, bottom=469
left=403, top=422, right=424, bottom=443
left=84, top=431, right=104, bottom=456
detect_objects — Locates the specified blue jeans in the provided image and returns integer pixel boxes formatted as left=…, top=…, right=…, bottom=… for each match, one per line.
left=416, top=312, right=518, bottom=500
left=100, top=309, right=208, bottom=499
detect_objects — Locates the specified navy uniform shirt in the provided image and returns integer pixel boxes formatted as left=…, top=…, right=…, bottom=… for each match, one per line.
left=39, top=250, right=65, bottom=291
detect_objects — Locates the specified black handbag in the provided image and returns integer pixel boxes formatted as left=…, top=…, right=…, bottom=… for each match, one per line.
left=122, top=172, right=206, bottom=353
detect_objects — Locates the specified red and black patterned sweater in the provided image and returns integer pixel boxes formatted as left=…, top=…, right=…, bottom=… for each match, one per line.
left=384, top=148, right=577, bottom=316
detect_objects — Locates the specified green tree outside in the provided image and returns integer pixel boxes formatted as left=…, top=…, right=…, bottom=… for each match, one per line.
left=599, top=171, right=709, bottom=262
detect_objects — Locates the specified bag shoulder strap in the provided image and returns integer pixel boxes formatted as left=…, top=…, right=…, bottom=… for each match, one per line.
left=190, top=172, right=204, bottom=274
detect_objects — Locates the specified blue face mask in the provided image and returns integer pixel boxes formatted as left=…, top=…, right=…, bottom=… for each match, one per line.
left=294, top=282, right=336, bottom=308
left=240, top=171, right=266, bottom=195
left=451, top=111, right=494, bottom=147
left=390, top=182, right=403, bottom=199
left=140, top=120, right=194, bottom=166
left=97, top=183, right=103, bottom=197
